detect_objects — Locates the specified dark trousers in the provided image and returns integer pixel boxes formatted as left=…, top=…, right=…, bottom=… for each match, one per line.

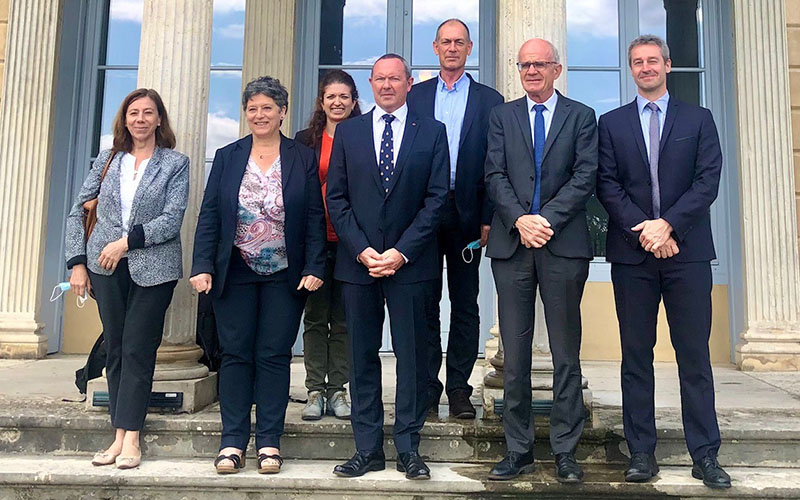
left=343, top=279, right=429, bottom=454
left=89, top=259, right=176, bottom=431
left=491, top=245, right=589, bottom=455
left=611, top=256, right=720, bottom=462
left=213, top=266, right=305, bottom=451
left=425, top=197, right=481, bottom=401
left=302, top=242, right=349, bottom=398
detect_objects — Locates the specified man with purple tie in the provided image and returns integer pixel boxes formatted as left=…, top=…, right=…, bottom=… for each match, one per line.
left=596, top=35, right=731, bottom=489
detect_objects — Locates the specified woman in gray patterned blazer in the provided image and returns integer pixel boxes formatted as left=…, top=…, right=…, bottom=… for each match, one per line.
left=65, top=88, right=189, bottom=470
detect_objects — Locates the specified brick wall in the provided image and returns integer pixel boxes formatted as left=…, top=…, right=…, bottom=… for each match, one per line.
left=789, top=0, right=800, bottom=247
left=0, top=0, right=8, bottom=105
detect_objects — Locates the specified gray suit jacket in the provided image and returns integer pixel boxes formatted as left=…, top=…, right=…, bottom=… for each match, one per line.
left=65, top=147, right=190, bottom=286
left=484, top=91, right=598, bottom=260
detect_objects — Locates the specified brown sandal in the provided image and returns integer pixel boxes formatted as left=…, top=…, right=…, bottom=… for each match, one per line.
left=214, top=453, right=245, bottom=474
left=258, top=453, right=283, bottom=474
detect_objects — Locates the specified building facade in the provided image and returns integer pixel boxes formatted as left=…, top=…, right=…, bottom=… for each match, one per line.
left=0, top=0, right=797, bottom=373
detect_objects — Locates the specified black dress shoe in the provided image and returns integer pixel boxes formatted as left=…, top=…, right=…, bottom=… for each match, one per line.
left=448, top=389, right=476, bottom=419
left=488, top=451, right=534, bottom=480
left=625, top=452, right=659, bottom=482
left=555, top=453, right=584, bottom=484
left=396, top=451, right=431, bottom=480
left=333, top=450, right=386, bottom=478
left=692, top=452, right=731, bottom=489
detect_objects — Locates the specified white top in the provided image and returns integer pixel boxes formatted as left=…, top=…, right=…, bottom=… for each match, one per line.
left=119, top=152, right=150, bottom=235
left=372, top=102, right=408, bottom=166
left=525, top=91, right=559, bottom=148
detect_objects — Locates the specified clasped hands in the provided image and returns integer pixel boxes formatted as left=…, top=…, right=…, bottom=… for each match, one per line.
left=515, top=214, right=553, bottom=248
left=631, top=218, right=680, bottom=259
left=358, top=247, right=405, bottom=278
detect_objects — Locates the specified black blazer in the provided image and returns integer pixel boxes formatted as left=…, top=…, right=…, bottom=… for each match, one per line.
left=294, top=128, right=321, bottom=157
left=191, top=134, right=327, bottom=297
left=596, top=98, right=722, bottom=264
left=407, top=73, right=504, bottom=239
left=326, top=109, right=449, bottom=285
left=484, top=91, right=598, bottom=260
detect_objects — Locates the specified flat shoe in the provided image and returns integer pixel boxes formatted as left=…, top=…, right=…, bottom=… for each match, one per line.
left=115, top=454, right=141, bottom=470
left=91, top=451, right=119, bottom=466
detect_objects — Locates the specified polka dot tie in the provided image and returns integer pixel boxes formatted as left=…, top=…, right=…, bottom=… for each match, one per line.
left=379, top=113, right=395, bottom=195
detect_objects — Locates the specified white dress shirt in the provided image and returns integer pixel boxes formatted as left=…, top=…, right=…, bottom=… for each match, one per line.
left=372, top=102, right=408, bottom=166
left=636, top=91, right=670, bottom=157
left=526, top=91, right=559, bottom=147
left=119, top=152, right=150, bottom=235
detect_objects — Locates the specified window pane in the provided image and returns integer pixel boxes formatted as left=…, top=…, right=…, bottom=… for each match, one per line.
left=668, top=71, right=703, bottom=106
left=210, top=0, right=245, bottom=67
left=567, top=70, right=620, bottom=117
left=638, top=0, right=703, bottom=68
left=587, top=195, right=609, bottom=257
left=207, top=70, right=242, bottom=159
left=411, top=0, right=479, bottom=67
left=567, top=0, right=619, bottom=67
left=320, top=0, right=387, bottom=66
left=104, top=0, right=143, bottom=66
left=94, top=70, right=138, bottom=155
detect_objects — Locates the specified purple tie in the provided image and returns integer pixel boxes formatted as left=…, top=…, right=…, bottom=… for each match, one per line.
left=646, top=102, right=661, bottom=218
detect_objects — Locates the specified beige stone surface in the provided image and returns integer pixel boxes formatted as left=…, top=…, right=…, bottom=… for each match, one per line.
left=0, top=22, right=7, bottom=60
left=240, top=0, right=295, bottom=135
left=0, top=0, right=7, bottom=22
left=789, top=0, right=800, bottom=25
left=735, top=0, right=800, bottom=370
left=137, top=0, right=213, bottom=383
left=0, top=0, right=62, bottom=359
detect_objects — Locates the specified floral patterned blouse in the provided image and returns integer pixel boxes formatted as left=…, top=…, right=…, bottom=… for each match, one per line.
left=234, top=156, right=288, bottom=275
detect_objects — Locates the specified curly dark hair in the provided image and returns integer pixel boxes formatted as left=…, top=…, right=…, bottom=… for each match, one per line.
left=302, top=70, right=362, bottom=148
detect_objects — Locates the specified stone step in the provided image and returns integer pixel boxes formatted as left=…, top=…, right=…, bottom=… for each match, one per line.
left=1, top=455, right=799, bottom=499
left=2, top=399, right=799, bottom=468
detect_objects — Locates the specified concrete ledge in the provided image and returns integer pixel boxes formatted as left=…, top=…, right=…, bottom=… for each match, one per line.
left=1, top=456, right=799, bottom=499
left=86, top=373, right=218, bottom=413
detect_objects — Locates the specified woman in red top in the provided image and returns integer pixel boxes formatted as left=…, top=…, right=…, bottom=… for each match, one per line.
left=295, top=70, right=361, bottom=421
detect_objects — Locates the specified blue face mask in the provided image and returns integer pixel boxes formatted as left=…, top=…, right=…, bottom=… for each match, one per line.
left=50, top=282, right=88, bottom=308
left=462, top=239, right=482, bottom=264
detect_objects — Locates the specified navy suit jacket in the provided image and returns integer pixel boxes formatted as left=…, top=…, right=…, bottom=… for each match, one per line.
left=191, top=134, right=327, bottom=297
left=596, top=98, right=722, bottom=264
left=326, top=109, right=449, bottom=285
left=407, top=73, right=504, bottom=240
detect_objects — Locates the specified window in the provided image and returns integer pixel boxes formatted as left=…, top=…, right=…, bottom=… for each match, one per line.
left=295, top=0, right=494, bottom=130
left=567, top=0, right=707, bottom=261
left=88, top=0, right=244, bottom=183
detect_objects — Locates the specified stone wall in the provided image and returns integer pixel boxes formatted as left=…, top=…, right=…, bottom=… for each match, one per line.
left=0, top=0, right=8, bottom=105
left=790, top=0, right=800, bottom=250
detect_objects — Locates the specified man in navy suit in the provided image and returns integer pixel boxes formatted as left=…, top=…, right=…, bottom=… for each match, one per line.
left=407, top=19, right=503, bottom=420
left=596, top=35, right=731, bottom=489
left=327, top=53, right=449, bottom=480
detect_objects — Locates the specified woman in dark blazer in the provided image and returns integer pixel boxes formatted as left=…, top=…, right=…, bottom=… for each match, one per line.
left=294, top=69, right=361, bottom=421
left=65, top=88, right=189, bottom=469
left=190, top=76, right=326, bottom=475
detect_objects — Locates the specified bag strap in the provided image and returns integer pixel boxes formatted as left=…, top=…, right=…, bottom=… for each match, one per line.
left=99, top=150, right=115, bottom=184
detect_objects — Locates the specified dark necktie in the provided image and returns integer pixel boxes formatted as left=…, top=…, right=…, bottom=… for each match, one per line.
left=646, top=102, right=661, bottom=218
left=379, top=113, right=395, bottom=195
left=530, top=103, right=546, bottom=214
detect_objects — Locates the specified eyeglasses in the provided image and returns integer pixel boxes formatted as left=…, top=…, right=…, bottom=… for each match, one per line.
left=516, top=61, right=559, bottom=72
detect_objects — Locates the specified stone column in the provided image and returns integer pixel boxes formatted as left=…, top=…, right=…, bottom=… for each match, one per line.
left=0, top=0, right=63, bottom=358
left=483, top=0, right=592, bottom=419
left=240, top=0, right=296, bottom=136
left=88, top=0, right=217, bottom=411
left=733, top=0, right=800, bottom=370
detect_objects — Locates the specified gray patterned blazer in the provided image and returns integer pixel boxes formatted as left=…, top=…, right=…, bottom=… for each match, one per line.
left=65, top=147, right=190, bottom=287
